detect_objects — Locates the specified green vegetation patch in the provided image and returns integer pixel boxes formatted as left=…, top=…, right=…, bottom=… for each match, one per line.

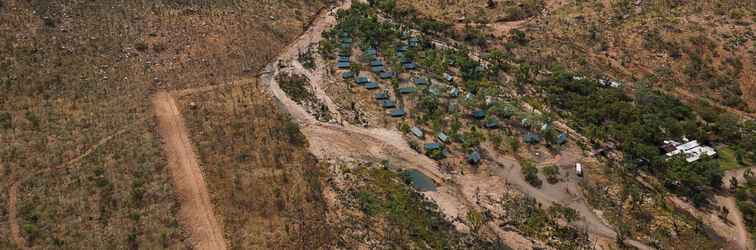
left=343, top=166, right=504, bottom=249
left=736, top=171, right=756, bottom=240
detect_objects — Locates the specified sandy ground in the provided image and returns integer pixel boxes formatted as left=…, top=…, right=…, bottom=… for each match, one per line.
left=152, top=92, right=227, bottom=250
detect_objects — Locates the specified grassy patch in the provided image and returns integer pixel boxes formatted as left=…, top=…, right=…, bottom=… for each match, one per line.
left=337, top=166, right=504, bottom=249
left=12, top=120, right=189, bottom=249
left=719, top=146, right=747, bottom=171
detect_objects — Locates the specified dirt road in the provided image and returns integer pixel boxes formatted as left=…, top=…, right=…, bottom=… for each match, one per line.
left=152, top=92, right=227, bottom=250
left=723, top=167, right=756, bottom=249
left=718, top=195, right=753, bottom=250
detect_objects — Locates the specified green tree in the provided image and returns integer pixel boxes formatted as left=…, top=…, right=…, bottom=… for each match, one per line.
left=543, top=165, right=560, bottom=184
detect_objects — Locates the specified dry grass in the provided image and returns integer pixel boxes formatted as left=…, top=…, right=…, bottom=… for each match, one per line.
left=396, top=0, right=545, bottom=23
left=512, top=0, right=755, bottom=112
left=179, top=83, right=332, bottom=249
left=0, top=0, right=327, bottom=248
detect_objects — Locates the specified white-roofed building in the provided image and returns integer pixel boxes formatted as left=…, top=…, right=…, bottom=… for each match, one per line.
left=663, top=139, right=717, bottom=163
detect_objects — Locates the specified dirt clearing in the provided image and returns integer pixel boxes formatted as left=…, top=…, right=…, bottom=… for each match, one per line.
left=152, top=92, right=227, bottom=250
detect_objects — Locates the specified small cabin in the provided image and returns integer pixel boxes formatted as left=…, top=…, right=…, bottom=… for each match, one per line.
left=390, top=108, right=406, bottom=117
left=449, top=87, right=460, bottom=98
left=414, top=78, right=428, bottom=85
left=524, top=133, right=540, bottom=144
left=365, top=48, right=377, bottom=56
left=341, top=71, right=355, bottom=79
left=365, top=82, right=380, bottom=89
left=371, top=66, right=385, bottom=73
left=472, top=110, right=486, bottom=120
left=336, top=62, right=351, bottom=69
left=398, top=87, right=416, bottom=94
left=425, top=143, right=442, bottom=151
left=403, top=62, right=417, bottom=70
left=443, top=73, right=453, bottom=82
left=370, top=60, right=384, bottom=67
left=356, top=77, right=369, bottom=85
left=381, top=100, right=396, bottom=109
left=484, top=119, right=499, bottom=129
left=467, top=151, right=481, bottom=165
left=380, top=71, right=396, bottom=79
left=410, top=127, right=424, bottom=138
left=557, top=133, right=568, bottom=145
left=437, top=133, right=449, bottom=143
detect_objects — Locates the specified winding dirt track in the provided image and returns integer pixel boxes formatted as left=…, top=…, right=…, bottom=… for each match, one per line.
left=484, top=148, right=652, bottom=250
left=152, top=92, right=227, bottom=250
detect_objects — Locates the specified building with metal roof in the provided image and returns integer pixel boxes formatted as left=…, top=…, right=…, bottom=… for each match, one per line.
left=414, top=78, right=428, bottom=85
left=379, top=71, right=396, bottom=79
left=370, top=60, right=384, bottom=67
left=336, top=62, right=351, bottom=69
left=365, top=48, right=377, bottom=56
left=403, top=62, right=417, bottom=70
left=437, top=132, right=449, bottom=143
left=524, top=133, right=540, bottom=144
left=450, top=87, right=460, bottom=97
left=371, top=66, right=385, bottom=73
left=390, top=108, right=406, bottom=117
left=374, top=92, right=389, bottom=100
left=557, top=133, right=568, bottom=145
left=467, top=151, right=481, bottom=165
left=356, top=76, right=369, bottom=85
left=425, top=143, right=442, bottom=151
left=365, top=82, right=380, bottom=89
left=341, top=71, right=355, bottom=79
left=398, top=87, right=416, bottom=94
left=338, top=56, right=350, bottom=63
left=443, top=73, right=453, bottom=82
left=484, top=119, right=499, bottom=129
left=381, top=100, right=396, bottom=108
left=472, top=110, right=486, bottom=120
left=410, top=127, right=424, bottom=138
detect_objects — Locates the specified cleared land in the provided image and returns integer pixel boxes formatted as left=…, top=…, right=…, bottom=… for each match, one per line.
left=153, top=92, right=227, bottom=250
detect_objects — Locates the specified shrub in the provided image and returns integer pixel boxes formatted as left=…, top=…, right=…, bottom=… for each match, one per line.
left=543, top=165, right=560, bottom=184
left=521, top=161, right=542, bottom=188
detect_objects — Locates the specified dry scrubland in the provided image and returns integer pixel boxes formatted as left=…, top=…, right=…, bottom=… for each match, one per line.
left=515, top=0, right=755, bottom=112
left=395, top=0, right=545, bottom=23
left=0, top=0, right=326, bottom=248
left=398, top=0, right=754, bottom=113
left=179, top=83, right=333, bottom=249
